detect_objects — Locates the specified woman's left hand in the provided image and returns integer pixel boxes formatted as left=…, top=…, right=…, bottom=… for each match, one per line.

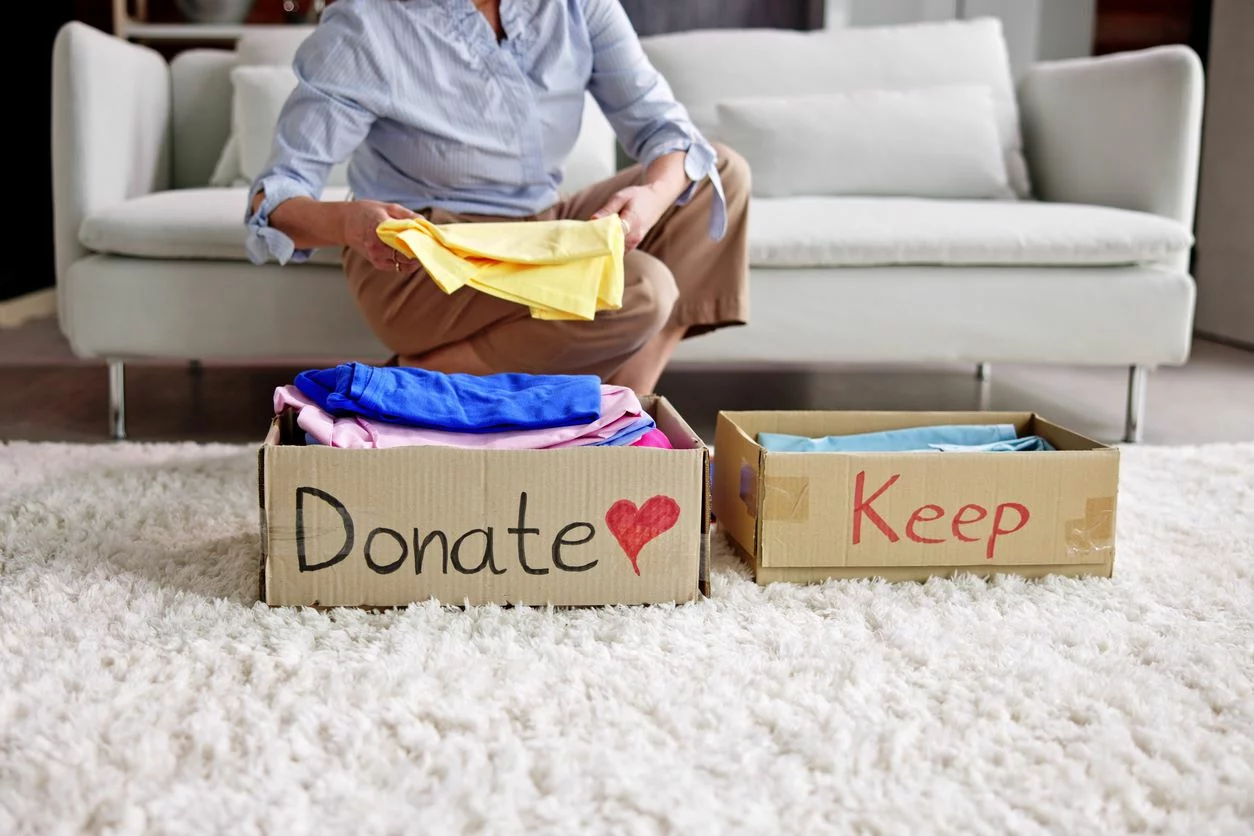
left=591, top=184, right=672, bottom=251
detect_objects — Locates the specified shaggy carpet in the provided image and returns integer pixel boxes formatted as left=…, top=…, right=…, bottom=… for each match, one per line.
left=0, top=441, right=1252, bottom=835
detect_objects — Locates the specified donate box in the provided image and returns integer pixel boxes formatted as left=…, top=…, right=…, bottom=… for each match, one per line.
left=258, top=396, right=710, bottom=607
left=713, top=411, right=1119, bottom=584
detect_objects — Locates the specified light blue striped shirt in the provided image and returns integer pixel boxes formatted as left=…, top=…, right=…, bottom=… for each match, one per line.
left=246, top=0, right=725, bottom=265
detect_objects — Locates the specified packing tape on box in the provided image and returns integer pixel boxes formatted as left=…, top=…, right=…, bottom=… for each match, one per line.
left=1064, top=496, right=1116, bottom=560
left=761, top=476, right=810, bottom=523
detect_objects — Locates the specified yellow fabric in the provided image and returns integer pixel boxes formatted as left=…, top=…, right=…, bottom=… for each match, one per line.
left=376, top=215, right=625, bottom=321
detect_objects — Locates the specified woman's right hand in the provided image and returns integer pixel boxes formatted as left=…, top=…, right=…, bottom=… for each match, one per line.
left=340, top=200, right=421, bottom=272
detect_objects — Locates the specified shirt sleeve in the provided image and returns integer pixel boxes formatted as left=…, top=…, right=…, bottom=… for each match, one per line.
left=582, top=0, right=727, bottom=241
left=244, top=3, right=387, bottom=265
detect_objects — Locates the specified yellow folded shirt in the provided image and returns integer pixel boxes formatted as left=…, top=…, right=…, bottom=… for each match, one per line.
left=376, top=215, right=625, bottom=321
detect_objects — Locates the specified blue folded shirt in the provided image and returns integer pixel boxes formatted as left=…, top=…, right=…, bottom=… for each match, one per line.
left=593, top=416, right=656, bottom=447
left=757, top=423, right=1055, bottom=453
left=294, top=363, right=603, bottom=433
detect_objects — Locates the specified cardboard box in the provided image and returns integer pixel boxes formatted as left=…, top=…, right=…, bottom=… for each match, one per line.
left=259, top=396, right=710, bottom=607
left=714, top=411, right=1119, bottom=583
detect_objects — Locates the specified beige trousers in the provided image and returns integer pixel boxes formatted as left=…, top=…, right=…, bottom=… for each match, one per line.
left=343, top=142, right=750, bottom=378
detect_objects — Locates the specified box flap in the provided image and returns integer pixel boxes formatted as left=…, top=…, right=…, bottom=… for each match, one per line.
left=713, top=412, right=764, bottom=558
left=651, top=396, right=712, bottom=597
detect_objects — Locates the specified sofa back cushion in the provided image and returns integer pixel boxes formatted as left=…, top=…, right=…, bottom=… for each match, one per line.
left=167, top=29, right=337, bottom=189
left=235, top=24, right=317, bottom=65
left=714, top=86, right=1012, bottom=199
left=639, top=18, right=1032, bottom=199
left=170, top=49, right=235, bottom=189
left=229, top=64, right=351, bottom=188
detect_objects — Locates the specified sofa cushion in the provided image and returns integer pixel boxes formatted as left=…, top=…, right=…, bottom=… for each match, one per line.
left=748, top=197, right=1194, bottom=267
left=79, top=188, right=349, bottom=266
left=640, top=18, right=1032, bottom=199
left=83, top=190, right=1194, bottom=271
left=715, top=86, right=1011, bottom=200
left=206, top=28, right=317, bottom=187
left=170, top=49, right=236, bottom=189
left=228, top=64, right=350, bottom=188
left=235, top=25, right=316, bottom=66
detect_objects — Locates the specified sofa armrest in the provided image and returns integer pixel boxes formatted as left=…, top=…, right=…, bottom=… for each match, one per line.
left=52, top=23, right=171, bottom=291
left=1019, top=46, right=1204, bottom=232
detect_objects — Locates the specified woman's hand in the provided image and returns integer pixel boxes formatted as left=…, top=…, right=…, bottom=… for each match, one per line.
left=255, top=194, right=422, bottom=271
left=591, top=151, right=691, bottom=250
left=340, top=200, right=421, bottom=272
left=591, top=184, right=673, bottom=251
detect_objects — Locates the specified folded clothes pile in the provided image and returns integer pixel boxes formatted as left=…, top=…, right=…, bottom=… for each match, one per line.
left=757, top=423, right=1055, bottom=453
left=274, top=362, right=673, bottom=450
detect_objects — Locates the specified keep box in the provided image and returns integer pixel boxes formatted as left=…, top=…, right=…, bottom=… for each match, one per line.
left=714, top=410, right=1119, bottom=583
left=258, top=396, right=710, bottom=607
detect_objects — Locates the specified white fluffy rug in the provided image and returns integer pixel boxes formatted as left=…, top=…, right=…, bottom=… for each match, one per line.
left=1, top=441, right=1252, bottom=835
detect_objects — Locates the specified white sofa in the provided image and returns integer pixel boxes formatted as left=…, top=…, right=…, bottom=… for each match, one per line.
left=52, top=19, right=1203, bottom=442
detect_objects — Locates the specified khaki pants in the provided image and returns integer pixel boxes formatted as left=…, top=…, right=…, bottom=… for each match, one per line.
left=343, top=142, right=751, bottom=378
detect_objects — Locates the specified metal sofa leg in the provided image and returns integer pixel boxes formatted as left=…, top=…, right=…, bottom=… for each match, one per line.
left=108, top=361, right=127, bottom=441
left=1124, top=365, right=1148, bottom=444
left=975, top=363, right=992, bottom=410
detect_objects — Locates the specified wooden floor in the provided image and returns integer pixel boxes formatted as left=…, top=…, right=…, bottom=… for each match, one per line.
left=1, top=317, right=1252, bottom=445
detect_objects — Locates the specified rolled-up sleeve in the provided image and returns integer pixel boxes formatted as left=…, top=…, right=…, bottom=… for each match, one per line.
left=582, top=0, right=727, bottom=240
left=245, top=5, right=386, bottom=264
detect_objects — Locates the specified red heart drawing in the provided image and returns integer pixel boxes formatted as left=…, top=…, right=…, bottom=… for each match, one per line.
left=605, top=495, right=681, bottom=576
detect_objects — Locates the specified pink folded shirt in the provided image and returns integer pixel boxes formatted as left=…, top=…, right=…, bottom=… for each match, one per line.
left=275, top=384, right=653, bottom=450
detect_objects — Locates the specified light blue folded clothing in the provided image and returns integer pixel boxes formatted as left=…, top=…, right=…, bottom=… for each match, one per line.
left=757, top=423, right=1055, bottom=453
left=929, top=436, right=1055, bottom=452
left=592, top=415, right=656, bottom=447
